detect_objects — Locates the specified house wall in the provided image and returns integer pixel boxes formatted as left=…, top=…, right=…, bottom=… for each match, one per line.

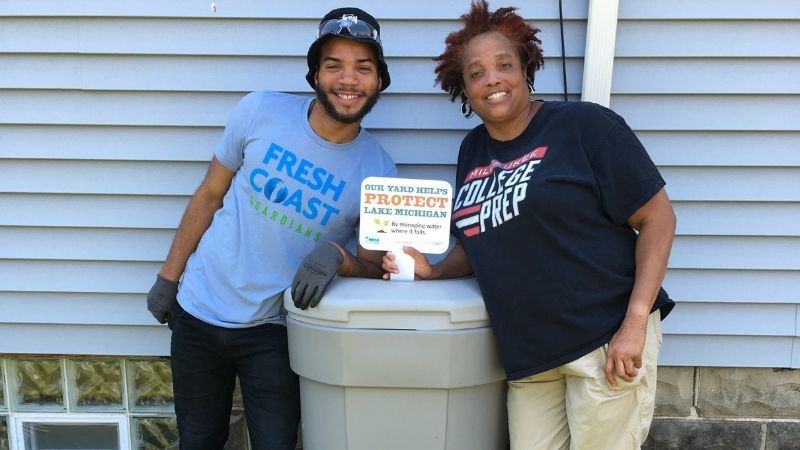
left=0, top=0, right=586, bottom=356
left=613, top=1, right=800, bottom=446
left=1, top=0, right=798, bottom=448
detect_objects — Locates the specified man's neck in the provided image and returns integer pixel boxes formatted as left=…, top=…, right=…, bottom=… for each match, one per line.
left=307, top=100, right=362, bottom=144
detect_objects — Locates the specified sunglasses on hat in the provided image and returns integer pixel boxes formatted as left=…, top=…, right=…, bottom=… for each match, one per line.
left=317, top=14, right=381, bottom=45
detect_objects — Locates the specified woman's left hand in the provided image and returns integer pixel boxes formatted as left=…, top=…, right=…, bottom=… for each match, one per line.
left=604, top=318, right=647, bottom=387
left=604, top=188, right=675, bottom=387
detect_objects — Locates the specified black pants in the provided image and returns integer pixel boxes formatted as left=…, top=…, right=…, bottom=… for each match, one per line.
left=170, top=302, right=300, bottom=450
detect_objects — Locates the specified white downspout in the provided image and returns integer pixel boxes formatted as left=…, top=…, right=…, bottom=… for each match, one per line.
left=581, top=0, right=620, bottom=107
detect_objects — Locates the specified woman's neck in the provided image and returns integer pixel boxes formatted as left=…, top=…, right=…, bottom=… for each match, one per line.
left=484, top=101, right=542, bottom=142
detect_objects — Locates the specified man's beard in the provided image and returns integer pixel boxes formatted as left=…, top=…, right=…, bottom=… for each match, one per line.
left=315, top=86, right=380, bottom=125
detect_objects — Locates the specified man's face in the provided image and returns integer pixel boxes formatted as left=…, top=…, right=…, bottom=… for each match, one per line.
left=314, top=37, right=381, bottom=124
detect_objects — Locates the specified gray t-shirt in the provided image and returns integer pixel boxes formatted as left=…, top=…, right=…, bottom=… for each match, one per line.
left=178, top=91, right=397, bottom=327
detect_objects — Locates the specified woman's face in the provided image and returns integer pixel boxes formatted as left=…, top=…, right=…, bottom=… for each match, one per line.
left=461, top=31, right=529, bottom=127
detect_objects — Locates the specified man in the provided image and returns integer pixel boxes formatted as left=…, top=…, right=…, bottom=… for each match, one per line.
left=146, top=8, right=395, bottom=449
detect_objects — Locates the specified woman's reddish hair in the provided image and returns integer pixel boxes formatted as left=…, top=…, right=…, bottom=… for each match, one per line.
left=433, top=1, right=543, bottom=101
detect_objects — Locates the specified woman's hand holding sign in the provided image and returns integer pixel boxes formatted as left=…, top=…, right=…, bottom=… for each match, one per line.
left=382, top=246, right=434, bottom=280
left=382, top=243, right=472, bottom=281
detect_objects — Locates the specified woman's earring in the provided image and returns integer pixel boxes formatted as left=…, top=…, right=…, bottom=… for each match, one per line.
left=460, top=95, right=474, bottom=119
left=527, top=79, right=535, bottom=101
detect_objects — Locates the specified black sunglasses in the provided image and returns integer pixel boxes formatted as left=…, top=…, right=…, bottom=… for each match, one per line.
left=317, top=14, right=381, bottom=45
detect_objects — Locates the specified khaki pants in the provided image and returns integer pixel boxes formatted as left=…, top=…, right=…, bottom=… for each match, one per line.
left=507, top=310, right=662, bottom=450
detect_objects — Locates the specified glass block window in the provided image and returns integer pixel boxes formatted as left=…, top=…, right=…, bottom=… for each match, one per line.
left=1, top=415, right=8, bottom=450
left=127, top=360, right=173, bottom=412
left=11, top=415, right=128, bottom=450
left=0, top=357, right=249, bottom=450
left=10, top=360, right=64, bottom=411
left=1, top=364, right=6, bottom=411
left=233, top=379, right=243, bottom=408
left=225, top=411, right=249, bottom=450
left=69, top=360, right=124, bottom=411
left=133, top=417, right=178, bottom=450
left=23, top=422, right=119, bottom=449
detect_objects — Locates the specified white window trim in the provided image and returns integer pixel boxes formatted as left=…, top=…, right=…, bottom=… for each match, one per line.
left=581, top=0, right=620, bottom=107
left=1, top=359, right=10, bottom=411
left=8, top=413, right=130, bottom=450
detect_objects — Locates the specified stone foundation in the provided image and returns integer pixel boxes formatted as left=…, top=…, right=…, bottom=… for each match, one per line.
left=645, top=367, right=800, bottom=449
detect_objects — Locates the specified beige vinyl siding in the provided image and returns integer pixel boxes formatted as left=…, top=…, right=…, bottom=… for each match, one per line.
left=613, top=0, right=800, bottom=367
left=9, top=0, right=796, bottom=367
left=0, top=1, right=587, bottom=355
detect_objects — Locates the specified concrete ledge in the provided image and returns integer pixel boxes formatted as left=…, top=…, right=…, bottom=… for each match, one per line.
left=644, top=418, right=800, bottom=450
left=644, top=419, right=762, bottom=449
left=765, top=421, right=800, bottom=450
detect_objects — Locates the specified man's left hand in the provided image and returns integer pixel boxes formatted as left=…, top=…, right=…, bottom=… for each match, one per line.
left=291, top=242, right=344, bottom=310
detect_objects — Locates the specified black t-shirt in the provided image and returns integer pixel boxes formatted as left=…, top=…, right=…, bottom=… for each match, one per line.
left=452, top=101, right=674, bottom=380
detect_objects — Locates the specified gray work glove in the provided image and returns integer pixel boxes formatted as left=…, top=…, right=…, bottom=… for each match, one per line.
left=291, top=243, right=344, bottom=310
left=147, top=275, right=178, bottom=326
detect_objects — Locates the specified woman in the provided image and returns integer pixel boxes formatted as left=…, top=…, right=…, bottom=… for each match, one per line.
left=383, top=2, right=676, bottom=449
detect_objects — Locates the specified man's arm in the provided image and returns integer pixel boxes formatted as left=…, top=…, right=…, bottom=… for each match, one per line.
left=290, top=243, right=384, bottom=310
left=335, top=244, right=385, bottom=279
left=159, top=157, right=235, bottom=281
left=605, top=188, right=676, bottom=386
left=147, top=157, right=234, bottom=324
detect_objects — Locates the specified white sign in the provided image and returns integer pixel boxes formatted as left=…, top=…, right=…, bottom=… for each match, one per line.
left=359, top=177, right=452, bottom=254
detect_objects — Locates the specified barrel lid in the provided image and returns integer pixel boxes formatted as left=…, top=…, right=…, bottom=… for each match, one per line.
left=284, top=277, right=489, bottom=330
